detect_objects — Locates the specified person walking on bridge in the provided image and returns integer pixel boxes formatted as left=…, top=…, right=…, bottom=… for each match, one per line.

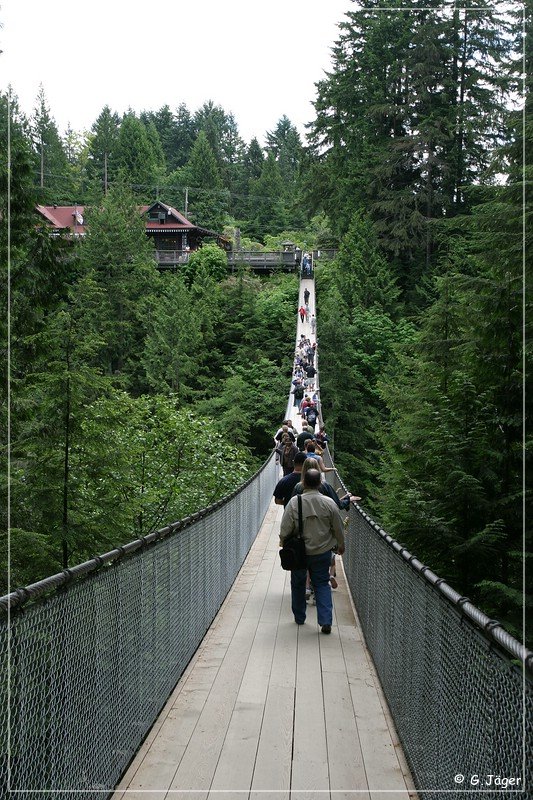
left=304, top=287, right=310, bottom=305
left=273, top=451, right=307, bottom=507
left=297, top=424, right=315, bottom=451
left=280, top=468, right=345, bottom=633
left=298, top=305, right=306, bottom=323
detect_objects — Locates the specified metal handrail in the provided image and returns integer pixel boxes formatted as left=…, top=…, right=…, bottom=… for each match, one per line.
left=0, top=450, right=275, bottom=615
left=323, top=444, right=532, bottom=671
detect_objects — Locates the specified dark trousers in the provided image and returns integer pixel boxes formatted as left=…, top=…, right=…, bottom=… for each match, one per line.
left=291, top=550, right=333, bottom=626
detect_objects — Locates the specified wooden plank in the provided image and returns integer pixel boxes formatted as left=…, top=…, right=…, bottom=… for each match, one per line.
left=339, top=624, right=410, bottom=796
left=167, top=618, right=259, bottom=793
left=291, top=626, right=331, bottom=800
left=208, top=620, right=279, bottom=792
left=124, top=688, right=210, bottom=792
left=320, top=628, right=370, bottom=799
left=166, top=513, right=278, bottom=794
left=114, top=792, right=167, bottom=800
left=331, top=567, right=361, bottom=629
left=250, top=577, right=297, bottom=800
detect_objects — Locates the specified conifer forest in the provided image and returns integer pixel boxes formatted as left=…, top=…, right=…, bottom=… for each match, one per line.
left=2, top=1, right=531, bottom=643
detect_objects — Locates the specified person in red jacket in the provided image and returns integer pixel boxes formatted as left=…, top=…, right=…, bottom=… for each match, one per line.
left=298, top=305, right=306, bottom=323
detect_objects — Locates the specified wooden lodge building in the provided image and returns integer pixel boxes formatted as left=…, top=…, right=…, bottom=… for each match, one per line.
left=35, top=201, right=230, bottom=268
left=35, top=202, right=320, bottom=273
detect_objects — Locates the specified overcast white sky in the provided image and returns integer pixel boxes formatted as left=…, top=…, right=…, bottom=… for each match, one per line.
left=1, top=0, right=351, bottom=146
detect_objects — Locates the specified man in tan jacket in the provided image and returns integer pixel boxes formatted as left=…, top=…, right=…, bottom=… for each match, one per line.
left=280, top=469, right=345, bottom=633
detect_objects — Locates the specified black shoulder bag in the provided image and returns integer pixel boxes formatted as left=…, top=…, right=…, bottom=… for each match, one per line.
left=279, top=495, right=307, bottom=571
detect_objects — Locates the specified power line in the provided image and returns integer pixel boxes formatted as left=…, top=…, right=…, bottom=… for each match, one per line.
left=32, top=171, right=296, bottom=204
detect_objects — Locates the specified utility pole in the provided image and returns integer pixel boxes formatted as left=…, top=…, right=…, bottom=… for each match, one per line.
left=184, top=186, right=188, bottom=216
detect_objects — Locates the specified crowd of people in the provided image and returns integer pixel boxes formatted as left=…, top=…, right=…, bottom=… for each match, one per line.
left=272, top=282, right=361, bottom=635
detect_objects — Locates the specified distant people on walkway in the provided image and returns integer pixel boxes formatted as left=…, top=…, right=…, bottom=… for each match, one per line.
left=304, top=442, right=335, bottom=475
left=299, top=395, right=312, bottom=417
left=297, top=424, right=315, bottom=451
left=291, top=458, right=360, bottom=511
left=304, top=303, right=310, bottom=322
left=298, top=305, right=306, bottom=323
left=291, top=379, right=305, bottom=410
left=304, top=363, right=317, bottom=389
left=273, top=451, right=307, bottom=507
left=310, top=315, right=316, bottom=335
left=303, top=403, right=318, bottom=431
left=279, top=434, right=299, bottom=477
left=315, top=426, right=329, bottom=448
left=304, top=287, right=310, bottom=305
left=274, top=422, right=295, bottom=446
left=280, top=468, right=345, bottom=632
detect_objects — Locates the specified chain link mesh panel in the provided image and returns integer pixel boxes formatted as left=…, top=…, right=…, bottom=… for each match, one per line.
left=0, top=454, right=278, bottom=797
left=322, top=450, right=532, bottom=798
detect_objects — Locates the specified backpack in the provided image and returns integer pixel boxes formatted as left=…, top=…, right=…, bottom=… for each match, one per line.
left=307, top=407, right=318, bottom=424
left=293, top=385, right=304, bottom=399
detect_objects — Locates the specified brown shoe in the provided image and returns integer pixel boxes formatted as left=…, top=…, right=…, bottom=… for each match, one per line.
left=330, top=576, right=338, bottom=589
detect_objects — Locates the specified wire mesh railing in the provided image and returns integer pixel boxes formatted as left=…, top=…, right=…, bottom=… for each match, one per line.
left=321, top=448, right=533, bottom=797
left=0, top=452, right=278, bottom=798
left=2, top=270, right=530, bottom=798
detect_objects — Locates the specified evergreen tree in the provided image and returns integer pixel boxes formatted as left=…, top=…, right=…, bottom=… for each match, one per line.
left=331, top=212, right=400, bottom=314
left=265, top=115, right=294, bottom=157
left=193, top=101, right=245, bottom=167
left=10, top=274, right=109, bottom=569
left=4, top=90, right=74, bottom=385
left=308, top=1, right=517, bottom=300
left=173, top=102, right=195, bottom=168
left=145, top=119, right=167, bottom=189
left=79, top=183, right=159, bottom=388
left=31, top=84, right=73, bottom=203
left=231, top=137, right=265, bottom=221
left=142, top=275, right=206, bottom=399
left=271, top=117, right=307, bottom=228
left=317, top=261, right=413, bottom=503
left=247, top=153, right=286, bottom=241
left=244, top=138, right=264, bottom=181
left=114, top=112, right=160, bottom=199
left=183, top=130, right=227, bottom=231
left=141, top=105, right=176, bottom=170
left=86, top=105, right=120, bottom=196
left=266, top=115, right=303, bottom=185
left=0, top=90, right=40, bottom=581
left=0, top=91, right=35, bottom=255
left=63, top=123, right=90, bottom=200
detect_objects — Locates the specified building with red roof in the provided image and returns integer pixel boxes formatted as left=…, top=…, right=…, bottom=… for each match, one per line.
left=35, top=201, right=230, bottom=268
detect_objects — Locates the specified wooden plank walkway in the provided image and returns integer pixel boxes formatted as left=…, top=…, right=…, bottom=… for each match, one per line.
left=112, top=498, right=416, bottom=800
left=112, top=278, right=417, bottom=799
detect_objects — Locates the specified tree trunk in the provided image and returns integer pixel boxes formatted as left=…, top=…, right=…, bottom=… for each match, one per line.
left=455, top=9, right=469, bottom=211
left=62, top=340, right=71, bottom=569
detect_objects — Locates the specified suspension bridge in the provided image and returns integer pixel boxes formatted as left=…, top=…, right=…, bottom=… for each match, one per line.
left=1, top=277, right=531, bottom=799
